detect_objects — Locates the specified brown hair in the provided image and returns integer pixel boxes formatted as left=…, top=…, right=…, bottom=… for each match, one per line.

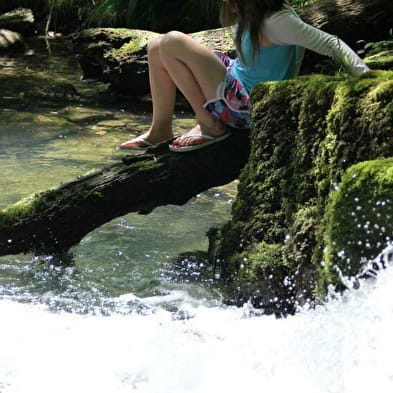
left=220, top=0, right=286, bottom=63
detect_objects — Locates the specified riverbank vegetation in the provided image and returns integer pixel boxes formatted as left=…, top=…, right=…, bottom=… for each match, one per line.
left=0, top=0, right=314, bottom=33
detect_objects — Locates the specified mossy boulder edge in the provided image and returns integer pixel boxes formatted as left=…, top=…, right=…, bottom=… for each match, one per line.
left=322, top=158, right=393, bottom=290
left=209, top=68, right=393, bottom=315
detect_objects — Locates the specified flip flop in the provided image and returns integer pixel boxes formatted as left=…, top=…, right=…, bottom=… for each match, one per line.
left=169, top=132, right=231, bottom=153
left=119, top=134, right=159, bottom=150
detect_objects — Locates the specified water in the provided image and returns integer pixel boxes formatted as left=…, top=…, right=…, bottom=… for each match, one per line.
left=0, top=35, right=235, bottom=308
left=0, top=272, right=392, bottom=393
left=1, top=37, right=393, bottom=392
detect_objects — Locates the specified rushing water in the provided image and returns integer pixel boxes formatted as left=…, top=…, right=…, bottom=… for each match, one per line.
left=1, top=37, right=393, bottom=393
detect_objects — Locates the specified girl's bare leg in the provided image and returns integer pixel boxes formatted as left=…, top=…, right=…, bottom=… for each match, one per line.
left=159, top=31, right=228, bottom=147
left=121, top=31, right=227, bottom=148
left=121, top=37, right=177, bottom=148
left=147, top=37, right=177, bottom=143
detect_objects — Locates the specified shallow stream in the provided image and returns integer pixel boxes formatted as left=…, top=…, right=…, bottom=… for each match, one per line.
left=0, top=37, right=392, bottom=393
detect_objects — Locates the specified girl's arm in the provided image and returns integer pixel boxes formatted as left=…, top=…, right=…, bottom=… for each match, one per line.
left=264, top=7, right=370, bottom=76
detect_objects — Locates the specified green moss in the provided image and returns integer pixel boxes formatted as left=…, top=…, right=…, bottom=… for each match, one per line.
left=114, top=39, right=141, bottom=56
left=322, top=158, right=393, bottom=289
left=105, top=28, right=142, bottom=40
left=0, top=189, right=62, bottom=229
left=237, top=242, right=288, bottom=281
left=105, top=30, right=159, bottom=60
left=365, top=50, right=393, bottom=70
left=0, top=183, right=103, bottom=231
left=121, top=157, right=166, bottom=173
left=211, top=67, right=393, bottom=309
left=79, top=28, right=137, bottom=42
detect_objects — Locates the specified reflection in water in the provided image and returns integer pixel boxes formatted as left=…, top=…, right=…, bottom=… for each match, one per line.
left=0, top=269, right=393, bottom=393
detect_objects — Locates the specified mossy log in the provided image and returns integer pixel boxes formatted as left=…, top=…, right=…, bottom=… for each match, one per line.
left=0, top=132, right=250, bottom=257
left=298, top=0, right=393, bottom=73
left=298, top=0, right=393, bottom=45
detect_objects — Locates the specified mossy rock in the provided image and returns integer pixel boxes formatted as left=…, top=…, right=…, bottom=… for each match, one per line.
left=72, top=27, right=234, bottom=94
left=363, top=40, right=393, bottom=70
left=321, top=158, right=393, bottom=290
left=209, top=68, right=393, bottom=313
left=0, top=7, right=34, bottom=35
left=365, top=49, right=393, bottom=70
left=0, top=29, right=24, bottom=52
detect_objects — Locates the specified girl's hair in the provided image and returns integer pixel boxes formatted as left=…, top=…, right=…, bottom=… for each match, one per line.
left=220, top=0, right=286, bottom=63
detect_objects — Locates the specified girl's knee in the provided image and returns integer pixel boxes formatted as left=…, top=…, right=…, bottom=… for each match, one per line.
left=147, top=36, right=162, bottom=56
left=160, top=31, right=187, bottom=51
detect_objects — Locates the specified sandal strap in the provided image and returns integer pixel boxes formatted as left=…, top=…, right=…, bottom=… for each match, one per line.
left=134, top=135, right=155, bottom=146
left=177, top=133, right=216, bottom=141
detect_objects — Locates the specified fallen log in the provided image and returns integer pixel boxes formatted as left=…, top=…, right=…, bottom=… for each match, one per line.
left=0, top=131, right=250, bottom=256
left=298, top=0, right=393, bottom=44
left=298, top=0, right=393, bottom=73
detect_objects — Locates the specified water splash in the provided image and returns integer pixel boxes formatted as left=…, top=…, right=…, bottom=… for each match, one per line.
left=1, top=267, right=393, bottom=393
left=336, top=243, right=393, bottom=289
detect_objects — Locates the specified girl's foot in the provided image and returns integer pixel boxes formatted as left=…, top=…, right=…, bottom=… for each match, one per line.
left=120, top=131, right=171, bottom=150
left=170, top=121, right=228, bottom=150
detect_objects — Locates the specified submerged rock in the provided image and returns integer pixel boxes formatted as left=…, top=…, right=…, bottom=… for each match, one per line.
left=39, top=82, right=83, bottom=101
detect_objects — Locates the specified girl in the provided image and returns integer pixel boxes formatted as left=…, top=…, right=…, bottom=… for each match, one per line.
left=120, top=0, right=370, bottom=152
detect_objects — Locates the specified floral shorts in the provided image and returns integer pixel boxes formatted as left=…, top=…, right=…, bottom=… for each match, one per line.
left=204, top=52, right=250, bottom=129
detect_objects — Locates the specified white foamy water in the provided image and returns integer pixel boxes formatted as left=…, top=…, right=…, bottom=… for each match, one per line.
left=1, top=270, right=393, bottom=393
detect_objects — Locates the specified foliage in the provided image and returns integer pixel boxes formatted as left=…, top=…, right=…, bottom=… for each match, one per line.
left=0, top=0, right=222, bottom=33
left=357, top=29, right=393, bottom=57
left=0, top=0, right=318, bottom=33
left=290, top=0, right=315, bottom=6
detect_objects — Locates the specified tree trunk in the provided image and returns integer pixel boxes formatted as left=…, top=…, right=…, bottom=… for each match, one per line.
left=298, top=0, right=392, bottom=44
left=0, top=132, right=250, bottom=256
left=298, top=0, right=393, bottom=73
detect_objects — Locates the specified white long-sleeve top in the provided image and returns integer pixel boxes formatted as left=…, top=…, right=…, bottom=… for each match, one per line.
left=263, top=3, right=370, bottom=77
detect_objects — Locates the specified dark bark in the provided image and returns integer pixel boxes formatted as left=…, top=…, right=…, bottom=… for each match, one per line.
left=298, top=0, right=392, bottom=44
left=298, top=0, right=393, bottom=73
left=0, top=132, right=250, bottom=256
